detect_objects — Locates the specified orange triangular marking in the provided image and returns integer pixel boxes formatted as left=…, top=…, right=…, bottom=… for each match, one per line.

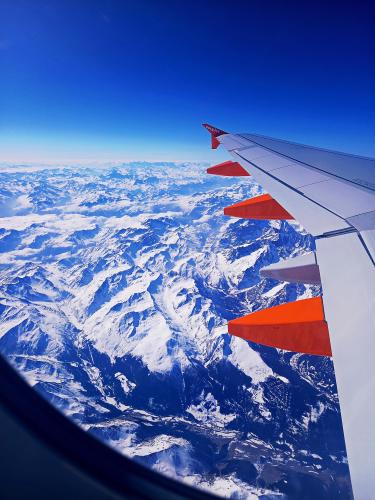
left=224, top=193, right=293, bottom=220
left=228, top=297, right=332, bottom=356
left=207, top=161, right=250, bottom=177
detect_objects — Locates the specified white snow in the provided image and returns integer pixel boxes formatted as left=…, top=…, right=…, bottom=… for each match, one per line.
left=186, top=392, right=236, bottom=427
left=115, top=372, right=136, bottom=394
left=228, top=336, right=274, bottom=384
left=0, top=161, right=324, bottom=497
left=121, top=434, right=190, bottom=458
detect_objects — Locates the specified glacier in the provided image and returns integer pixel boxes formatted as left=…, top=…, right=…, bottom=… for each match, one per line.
left=0, top=162, right=352, bottom=499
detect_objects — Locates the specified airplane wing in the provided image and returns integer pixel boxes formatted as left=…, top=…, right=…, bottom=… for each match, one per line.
left=203, top=123, right=375, bottom=500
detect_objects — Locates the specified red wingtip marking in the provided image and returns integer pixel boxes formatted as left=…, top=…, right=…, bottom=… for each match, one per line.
left=224, top=194, right=294, bottom=220
left=202, top=123, right=227, bottom=137
left=202, top=123, right=227, bottom=149
left=228, top=297, right=332, bottom=357
left=207, top=161, right=250, bottom=177
left=211, top=135, right=221, bottom=149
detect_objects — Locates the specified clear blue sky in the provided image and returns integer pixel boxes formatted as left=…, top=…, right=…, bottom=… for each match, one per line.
left=1, top=1, right=375, bottom=163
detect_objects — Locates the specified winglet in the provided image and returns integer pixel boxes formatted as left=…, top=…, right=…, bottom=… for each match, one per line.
left=202, top=123, right=227, bottom=149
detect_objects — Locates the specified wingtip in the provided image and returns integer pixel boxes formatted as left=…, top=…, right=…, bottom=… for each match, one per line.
left=202, top=123, right=227, bottom=137
left=202, top=123, right=227, bottom=149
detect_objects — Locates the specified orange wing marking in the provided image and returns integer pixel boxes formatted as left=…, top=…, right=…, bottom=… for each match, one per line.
left=228, top=297, right=332, bottom=357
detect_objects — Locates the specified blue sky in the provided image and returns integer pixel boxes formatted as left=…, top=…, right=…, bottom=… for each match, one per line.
left=1, top=1, right=375, bottom=163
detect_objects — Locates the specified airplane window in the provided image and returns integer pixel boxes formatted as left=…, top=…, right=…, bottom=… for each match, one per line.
left=0, top=163, right=351, bottom=499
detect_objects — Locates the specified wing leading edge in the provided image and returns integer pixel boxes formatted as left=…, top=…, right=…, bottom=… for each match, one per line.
left=203, top=123, right=375, bottom=500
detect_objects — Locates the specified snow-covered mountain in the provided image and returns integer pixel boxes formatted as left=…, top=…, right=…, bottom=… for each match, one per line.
left=0, top=162, right=351, bottom=499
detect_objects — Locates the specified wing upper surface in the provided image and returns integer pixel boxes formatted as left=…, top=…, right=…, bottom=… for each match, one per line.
left=240, top=132, right=375, bottom=190
left=219, top=132, right=375, bottom=236
left=212, top=127, right=375, bottom=499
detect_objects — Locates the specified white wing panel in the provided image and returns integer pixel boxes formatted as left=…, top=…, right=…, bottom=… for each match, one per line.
left=270, top=164, right=330, bottom=188
left=347, top=210, right=375, bottom=231
left=239, top=132, right=375, bottom=189
left=237, top=146, right=271, bottom=162
left=359, top=228, right=375, bottom=261
left=234, top=140, right=375, bottom=226
left=302, top=179, right=375, bottom=219
left=232, top=151, right=349, bottom=235
left=219, top=134, right=255, bottom=149
left=239, top=147, right=293, bottom=172
left=316, top=233, right=375, bottom=500
left=251, top=153, right=294, bottom=171
left=218, top=134, right=252, bottom=151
